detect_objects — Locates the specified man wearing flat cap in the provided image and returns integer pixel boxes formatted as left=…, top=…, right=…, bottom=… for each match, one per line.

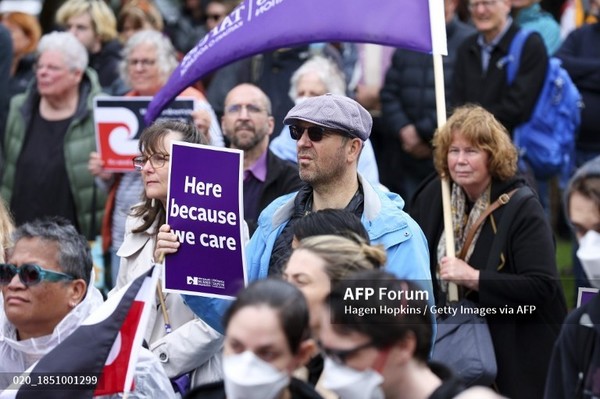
left=245, top=93, right=433, bottom=297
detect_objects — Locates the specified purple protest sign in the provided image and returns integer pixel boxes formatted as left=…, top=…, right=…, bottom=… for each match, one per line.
left=577, top=287, right=600, bottom=307
left=164, top=142, right=245, bottom=299
left=146, top=0, right=447, bottom=123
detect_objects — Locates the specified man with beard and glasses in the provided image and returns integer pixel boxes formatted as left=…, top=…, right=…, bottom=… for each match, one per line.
left=244, top=93, right=433, bottom=302
left=222, top=83, right=302, bottom=234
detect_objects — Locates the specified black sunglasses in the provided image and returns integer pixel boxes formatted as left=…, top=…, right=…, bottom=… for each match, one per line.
left=319, top=340, right=374, bottom=365
left=289, top=125, right=345, bottom=142
left=0, top=263, right=74, bottom=286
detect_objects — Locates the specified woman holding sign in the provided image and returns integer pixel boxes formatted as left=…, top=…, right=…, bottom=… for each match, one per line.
left=89, top=29, right=223, bottom=286
left=110, top=119, right=223, bottom=393
left=410, top=105, right=566, bottom=398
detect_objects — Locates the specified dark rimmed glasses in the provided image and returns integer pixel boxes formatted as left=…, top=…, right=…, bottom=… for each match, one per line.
left=132, top=153, right=170, bottom=171
left=319, top=341, right=374, bottom=365
left=0, top=263, right=75, bottom=286
left=467, top=0, right=500, bottom=10
left=289, top=125, right=345, bottom=142
left=126, top=58, right=156, bottom=68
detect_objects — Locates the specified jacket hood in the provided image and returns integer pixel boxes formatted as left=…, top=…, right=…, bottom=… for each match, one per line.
left=0, top=286, right=104, bottom=368
left=564, top=155, right=600, bottom=216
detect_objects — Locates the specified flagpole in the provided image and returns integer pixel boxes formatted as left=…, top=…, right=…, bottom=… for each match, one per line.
left=155, top=253, right=172, bottom=334
left=433, top=53, right=458, bottom=302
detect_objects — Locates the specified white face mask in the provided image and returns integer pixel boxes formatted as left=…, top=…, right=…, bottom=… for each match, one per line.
left=322, top=357, right=385, bottom=399
left=577, top=230, right=600, bottom=289
left=294, top=96, right=310, bottom=105
left=223, top=351, right=290, bottom=399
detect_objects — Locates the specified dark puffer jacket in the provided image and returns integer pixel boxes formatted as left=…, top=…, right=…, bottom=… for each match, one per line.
left=555, top=22, right=600, bottom=152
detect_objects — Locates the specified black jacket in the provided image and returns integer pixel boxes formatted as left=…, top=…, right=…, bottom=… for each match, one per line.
left=555, top=22, right=600, bottom=152
left=184, top=378, right=324, bottom=399
left=379, top=17, right=474, bottom=193
left=90, top=39, right=123, bottom=91
left=545, top=292, right=600, bottom=398
left=411, top=175, right=567, bottom=399
left=453, top=23, right=548, bottom=133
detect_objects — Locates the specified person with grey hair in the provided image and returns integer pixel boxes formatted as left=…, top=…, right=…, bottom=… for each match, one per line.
left=0, top=217, right=176, bottom=397
left=245, top=93, right=433, bottom=299
left=269, top=55, right=380, bottom=185
left=118, top=29, right=223, bottom=146
left=0, top=31, right=106, bottom=241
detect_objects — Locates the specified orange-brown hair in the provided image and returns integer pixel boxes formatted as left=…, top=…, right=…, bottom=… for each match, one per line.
left=0, top=12, right=42, bottom=54
left=432, top=104, right=518, bottom=181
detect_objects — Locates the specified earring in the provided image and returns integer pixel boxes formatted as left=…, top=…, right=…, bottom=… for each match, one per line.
left=69, top=301, right=76, bottom=308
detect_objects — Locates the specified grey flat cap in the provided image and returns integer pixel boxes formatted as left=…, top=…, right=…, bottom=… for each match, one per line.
left=283, top=93, right=372, bottom=141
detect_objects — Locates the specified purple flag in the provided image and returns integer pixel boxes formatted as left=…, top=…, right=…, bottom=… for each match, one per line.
left=146, top=0, right=447, bottom=123
left=164, top=142, right=245, bottom=299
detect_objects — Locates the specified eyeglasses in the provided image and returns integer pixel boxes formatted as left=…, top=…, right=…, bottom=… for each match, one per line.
left=224, top=103, right=266, bottom=115
left=0, top=263, right=74, bottom=286
left=206, top=13, right=224, bottom=21
left=33, top=63, right=69, bottom=73
left=132, top=153, right=170, bottom=171
left=468, top=0, right=500, bottom=10
left=319, top=341, right=374, bottom=365
left=127, top=58, right=156, bottom=68
left=289, top=125, right=345, bottom=142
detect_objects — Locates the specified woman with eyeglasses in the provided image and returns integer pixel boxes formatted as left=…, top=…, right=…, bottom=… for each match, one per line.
left=318, top=270, right=502, bottom=399
left=0, top=217, right=175, bottom=396
left=1, top=31, right=105, bottom=241
left=185, top=278, right=323, bottom=399
left=110, top=119, right=224, bottom=393
left=88, top=28, right=223, bottom=287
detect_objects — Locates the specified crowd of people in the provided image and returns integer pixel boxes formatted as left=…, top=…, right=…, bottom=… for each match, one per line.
left=0, top=0, right=599, bottom=398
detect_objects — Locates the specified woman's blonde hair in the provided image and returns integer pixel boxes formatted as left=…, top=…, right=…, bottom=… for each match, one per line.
left=56, top=0, right=118, bottom=42
left=295, top=234, right=386, bottom=280
left=0, top=198, right=15, bottom=263
left=432, top=104, right=518, bottom=181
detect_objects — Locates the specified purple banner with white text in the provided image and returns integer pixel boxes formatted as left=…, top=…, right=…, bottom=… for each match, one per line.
left=164, top=142, right=245, bottom=299
left=146, top=0, right=447, bottom=123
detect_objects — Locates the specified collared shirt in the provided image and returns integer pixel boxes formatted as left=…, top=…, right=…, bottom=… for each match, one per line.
left=244, top=150, right=268, bottom=183
left=477, top=17, right=513, bottom=72
left=243, top=150, right=268, bottom=227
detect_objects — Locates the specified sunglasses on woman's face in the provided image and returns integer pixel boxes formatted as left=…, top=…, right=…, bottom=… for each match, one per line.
left=289, top=125, right=346, bottom=142
left=0, top=263, right=74, bottom=286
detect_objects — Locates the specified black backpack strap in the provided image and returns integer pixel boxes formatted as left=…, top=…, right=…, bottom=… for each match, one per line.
left=485, top=186, right=535, bottom=271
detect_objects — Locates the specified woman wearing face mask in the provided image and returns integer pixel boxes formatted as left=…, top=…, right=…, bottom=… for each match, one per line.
left=184, top=278, right=323, bottom=399
left=319, top=270, right=501, bottom=399
left=544, top=156, right=600, bottom=399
